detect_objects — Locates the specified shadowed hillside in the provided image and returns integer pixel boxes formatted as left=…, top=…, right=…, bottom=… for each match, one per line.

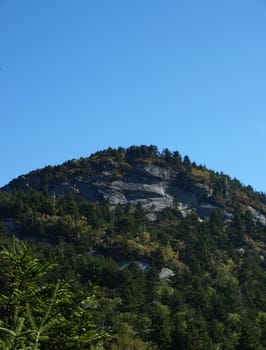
left=0, top=146, right=265, bottom=349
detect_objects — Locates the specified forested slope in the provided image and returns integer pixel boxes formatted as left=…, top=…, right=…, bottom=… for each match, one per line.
left=0, top=146, right=265, bottom=349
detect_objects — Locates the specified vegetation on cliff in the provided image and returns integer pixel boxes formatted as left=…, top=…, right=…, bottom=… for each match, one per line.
left=0, top=146, right=266, bottom=349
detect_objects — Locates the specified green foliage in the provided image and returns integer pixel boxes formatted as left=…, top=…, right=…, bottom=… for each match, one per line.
left=1, top=145, right=266, bottom=349
left=0, top=237, right=111, bottom=350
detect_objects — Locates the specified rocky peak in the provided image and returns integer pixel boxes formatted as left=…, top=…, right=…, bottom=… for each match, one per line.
left=2, top=146, right=266, bottom=223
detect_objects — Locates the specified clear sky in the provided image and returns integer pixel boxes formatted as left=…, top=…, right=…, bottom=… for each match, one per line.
left=1, top=0, right=266, bottom=192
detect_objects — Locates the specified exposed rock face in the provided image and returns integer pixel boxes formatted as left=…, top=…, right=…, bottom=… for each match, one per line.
left=107, top=164, right=213, bottom=214
left=82, top=163, right=214, bottom=218
left=3, top=159, right=265, bottom=223
left=247, top=206, right=266, bottom=225
left=1, top=163, right=218, bottom=219
left=159, top=267, right=175, bottom=281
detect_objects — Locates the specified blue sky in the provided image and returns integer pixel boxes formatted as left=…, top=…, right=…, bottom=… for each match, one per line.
left=1, top=0, right=266, bottom=191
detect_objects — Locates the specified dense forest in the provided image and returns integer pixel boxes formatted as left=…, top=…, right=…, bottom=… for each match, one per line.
left=0, top=146, right=266, bottom=349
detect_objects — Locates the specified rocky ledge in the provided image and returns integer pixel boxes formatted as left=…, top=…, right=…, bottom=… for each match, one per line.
left=2, top=162, right=218, bottom=220
left=3, top=161, right=265, bottom=223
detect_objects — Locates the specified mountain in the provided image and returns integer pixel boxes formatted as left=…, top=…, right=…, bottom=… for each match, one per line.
left=0, top=145, right=266, bottom=349
left=2, top=145, right=266, bottom=223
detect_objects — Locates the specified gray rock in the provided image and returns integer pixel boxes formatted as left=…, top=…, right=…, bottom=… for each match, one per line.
left=247, top=206, right=266, bottom=225
left=159, top=268, right=175, bottom=281
left=2, top=162, right=222, bottom=220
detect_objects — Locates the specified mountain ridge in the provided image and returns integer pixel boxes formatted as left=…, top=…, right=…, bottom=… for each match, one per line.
left=1, top=145, right=266, bottom=349
left=2, top=145, right=266, bottom=223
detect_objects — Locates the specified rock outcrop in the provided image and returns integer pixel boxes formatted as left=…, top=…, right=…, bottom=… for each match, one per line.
left=2, top=162, right=216, bottom=219
left=3, top=154, right=264, bottom=223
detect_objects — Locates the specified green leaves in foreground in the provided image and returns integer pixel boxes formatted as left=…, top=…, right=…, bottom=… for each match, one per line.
left=0, top=304, right=55, bottom=350
left=0, top=237, right=110, bottom=350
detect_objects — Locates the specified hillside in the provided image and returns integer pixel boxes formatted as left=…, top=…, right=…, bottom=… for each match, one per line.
left=0, top=145, right=266, bottom=349
left=3, top=145, right=266, bottom=221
